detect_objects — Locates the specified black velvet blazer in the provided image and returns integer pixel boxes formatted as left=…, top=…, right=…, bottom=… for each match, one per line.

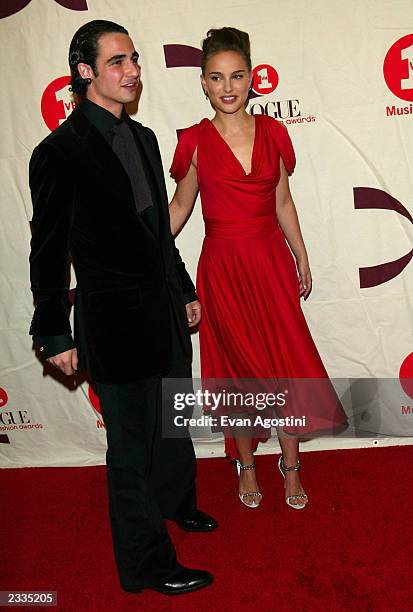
left=29, top=107, right=195, bottom=383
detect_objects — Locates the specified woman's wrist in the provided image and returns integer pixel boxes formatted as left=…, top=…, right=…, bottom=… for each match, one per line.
left=295, top=252, right=309, bottom=266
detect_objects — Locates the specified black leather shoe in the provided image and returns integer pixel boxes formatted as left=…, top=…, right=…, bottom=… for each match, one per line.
left=152, top=567, right=213, bottom=595
left=176, top=509, right=218, bottom=532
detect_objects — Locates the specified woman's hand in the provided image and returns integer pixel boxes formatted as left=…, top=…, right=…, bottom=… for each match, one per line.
left=186, top=300, right=202, bottom=327
left=297, top=258, right=312, bottom=300
left=276, top=159, right=312, bottom=301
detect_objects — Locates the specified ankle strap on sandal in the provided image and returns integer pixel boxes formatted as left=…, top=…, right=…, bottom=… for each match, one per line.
left=280, top=457, right=300, bottom=472
left=236, top=460, right=256, bottom=471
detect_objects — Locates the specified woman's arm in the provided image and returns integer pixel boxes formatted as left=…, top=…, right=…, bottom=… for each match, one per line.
left=276, top=159, right=312, bottom=299
left=169, top=152, right=199, bottom=237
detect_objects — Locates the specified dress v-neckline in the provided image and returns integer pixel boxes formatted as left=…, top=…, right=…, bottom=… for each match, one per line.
left=207, top=116, right=257, bottom=177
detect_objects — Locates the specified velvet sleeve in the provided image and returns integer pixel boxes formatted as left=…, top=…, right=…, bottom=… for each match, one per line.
left=268, top=118, right=296, bottom=176
left=169, top=124, right=199, bottom=183
left=29, top=144, right=75, bottom=338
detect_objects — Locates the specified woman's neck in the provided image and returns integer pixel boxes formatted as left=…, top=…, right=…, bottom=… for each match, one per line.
left=212, top=108, right=253, bottom=134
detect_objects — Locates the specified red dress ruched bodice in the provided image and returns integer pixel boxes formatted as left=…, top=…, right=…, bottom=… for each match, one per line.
left=170, top=116, right=347, bottom=459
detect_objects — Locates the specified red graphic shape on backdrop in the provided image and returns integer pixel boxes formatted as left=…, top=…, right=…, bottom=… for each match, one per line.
left=164, top=44, right=202, bottom=68
left=383, top=34, right=413, bottom=102
left=252, top=64, right=279, bottom=96
left=88, top=384, right=102, bottom=416
left=55, top=0, right=88, bottom=9
left=0, top=388, right=9, bottom=408
left=400, top=353, right=413, bottom=399
left=0, top=0, right=31, bottom=19
left=354, top=187, right=413, bottom=288
left=41, top=76, right=76, bottom=131
left=1, top=0, right=87, bottom=19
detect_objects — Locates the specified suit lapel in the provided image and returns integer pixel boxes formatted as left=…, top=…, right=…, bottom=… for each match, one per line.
left=70, top=108, right=133, bottom=205
left=70, top=107, right=166, bottom=241
left=132, top=124, right=164, bottom=193
left=130, top=122, right=169, bottom=235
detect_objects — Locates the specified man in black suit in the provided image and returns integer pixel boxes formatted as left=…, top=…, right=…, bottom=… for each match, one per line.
left=29, top=20, right=216, bottom=595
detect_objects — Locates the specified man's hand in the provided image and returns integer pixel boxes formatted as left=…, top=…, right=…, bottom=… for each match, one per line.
left=186, top=300, right=201, bottom=328
left=47, top=348, right=78, bottom=376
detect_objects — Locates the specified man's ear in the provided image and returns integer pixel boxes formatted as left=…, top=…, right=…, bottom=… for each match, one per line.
left=77, top=62, right=94, bottom=81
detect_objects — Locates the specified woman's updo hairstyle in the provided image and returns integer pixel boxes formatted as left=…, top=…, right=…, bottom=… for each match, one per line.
left=201, top=27, right=252, bottom=74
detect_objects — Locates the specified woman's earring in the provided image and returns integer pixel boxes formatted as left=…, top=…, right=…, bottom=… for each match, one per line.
left=85, top=77, right=92, bottom=84
left=204, top=89, right=209, bottom=100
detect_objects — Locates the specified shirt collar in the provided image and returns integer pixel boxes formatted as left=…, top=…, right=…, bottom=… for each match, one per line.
left=79, top=99, right=129, bottom=138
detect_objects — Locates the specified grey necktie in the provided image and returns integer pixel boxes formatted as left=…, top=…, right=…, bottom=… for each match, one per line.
left=110, top=121, right=153, bottom=213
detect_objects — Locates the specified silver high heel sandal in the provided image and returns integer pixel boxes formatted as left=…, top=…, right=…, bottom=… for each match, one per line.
left=278, top=456, right=308, bottom=510
left=236, top=460, right=262, bottom=508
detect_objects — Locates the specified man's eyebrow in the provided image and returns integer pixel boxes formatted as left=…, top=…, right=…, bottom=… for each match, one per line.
left=107, top=54, right=126, bottom=64
left=106, top=52, right=139, bottom=64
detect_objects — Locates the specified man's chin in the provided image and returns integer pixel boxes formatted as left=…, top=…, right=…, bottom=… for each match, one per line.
left=121, top=96, right=137, bottom=106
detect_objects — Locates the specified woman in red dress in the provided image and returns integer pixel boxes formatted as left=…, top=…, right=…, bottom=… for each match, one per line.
left=169, top=28, right=347, bottom=509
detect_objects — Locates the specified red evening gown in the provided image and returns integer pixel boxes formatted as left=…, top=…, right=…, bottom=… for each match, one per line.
left=170, top=115, right=347, bottom=460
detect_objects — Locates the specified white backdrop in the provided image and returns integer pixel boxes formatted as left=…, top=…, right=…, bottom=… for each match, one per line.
left=1, top=0, right=413, bottom=467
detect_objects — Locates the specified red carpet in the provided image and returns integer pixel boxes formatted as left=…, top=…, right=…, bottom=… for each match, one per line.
left=1, top=446, right=412, bottom=611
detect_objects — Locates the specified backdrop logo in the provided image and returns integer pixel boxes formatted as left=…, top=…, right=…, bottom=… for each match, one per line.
left=400, top=353, right=413, bottom=400
left=0, top=387, right=8, bottom=408
left=88, top=384, right=105, bottom=429
left=0, top=387, right=43, bottom=443
left=354, top=187, right=413, bottom=287
left=163, top=44, right=316, bottom=127
left=252, top=64, right=279, bottom=96
left=383, top=34, right=413, bottom=117
left=400, top=353, right=413, bottom=416
left=0, top=388, right=10, bottom=444
left=41, top=76, right=76, bottom=131
left=1, top=0, right=88, bottom=19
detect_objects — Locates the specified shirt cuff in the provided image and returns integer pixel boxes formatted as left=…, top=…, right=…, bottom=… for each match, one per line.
left=32, top=335, right=75, bottom=360
left=183, top=291, right=199, bottom=305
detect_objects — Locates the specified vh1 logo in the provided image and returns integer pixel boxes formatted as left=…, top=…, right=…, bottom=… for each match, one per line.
left=41, top=76, right=76, bottom=131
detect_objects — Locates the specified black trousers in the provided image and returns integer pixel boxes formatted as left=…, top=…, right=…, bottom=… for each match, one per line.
left=95, top=360, right=197, bottom=591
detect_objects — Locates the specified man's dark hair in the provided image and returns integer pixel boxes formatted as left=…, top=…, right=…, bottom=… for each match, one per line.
left=69, top=20, right=128, bottom=98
